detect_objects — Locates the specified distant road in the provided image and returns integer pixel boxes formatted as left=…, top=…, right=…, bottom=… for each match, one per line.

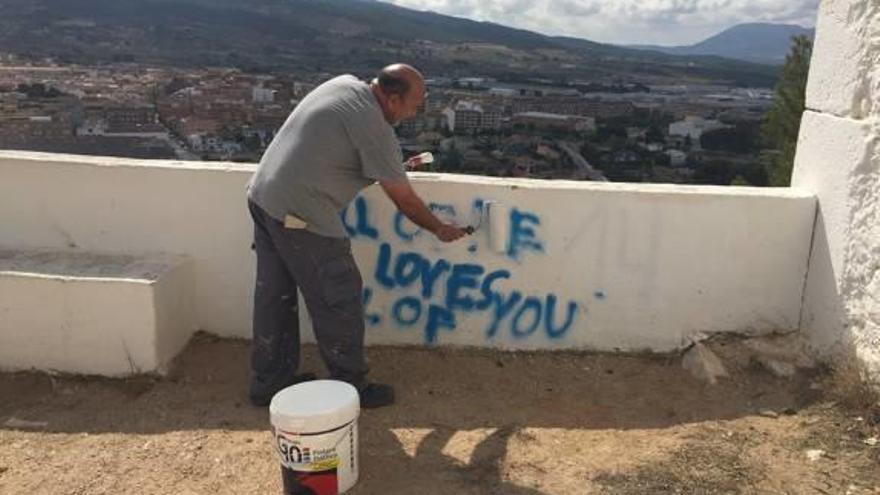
left=558, top=141, right=607, bottom=181
left=0, top=66, right=71, bottom=71
left=160, top=123, right=199, bottom=161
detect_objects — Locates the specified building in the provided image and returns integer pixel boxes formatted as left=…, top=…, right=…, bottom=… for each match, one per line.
left=665, top=149, right=688, bottom=167
left=0, top=113, right=75, bottom=146
left=488, top=87, right=517, bottom=97
left=668, top=116, right=727, bottom=140
left=480, top=106, right=503, bottom=131
left=511, top=112, right=596, bottom=133
left=456, top=77, right=490, bottom=89
left=442, top=100, right=502, bottom=134
left=104, top=105, right=156, bottom=127
left=252, top=86, right=275, bottom=104
left=510, top=97, right=635, bottom=118
left=448, top=100, right=482, bottom=133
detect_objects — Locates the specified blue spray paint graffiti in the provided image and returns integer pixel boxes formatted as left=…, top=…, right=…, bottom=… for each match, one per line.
left=342, top=196, right=379, bottom=240
left=508, top=209, right=544, bottom=259
left=342, top=194, right=590, bottom=344
left=390, top=203, right=458, bottom=244
left=369, top=242, right=579, bottom=343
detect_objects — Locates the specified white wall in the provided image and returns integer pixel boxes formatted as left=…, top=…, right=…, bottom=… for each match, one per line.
left=0, top=250, right=196, bottom=375
left=792, top=0, right=880, bottom=377
left=342, top=178, right=814, bottom=351
left=0, top=152, right=255, bottom=344
left=0, top=151, right=815, bottom=352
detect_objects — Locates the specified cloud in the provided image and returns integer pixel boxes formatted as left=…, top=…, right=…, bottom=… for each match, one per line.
left=549, top=1, right=602, bottom=17
left=381, top=0, right=819, bottom=45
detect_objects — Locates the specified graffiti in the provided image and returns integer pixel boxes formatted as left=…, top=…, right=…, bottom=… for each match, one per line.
left=392, top=202, right=457, bottom=244
left=341, top=194, right=591, bottom=344
left=508, top=209, right=544, bottom=259
left=366, top=241, right=579, bottom=343
left=342, top=196, right=379, bottom=240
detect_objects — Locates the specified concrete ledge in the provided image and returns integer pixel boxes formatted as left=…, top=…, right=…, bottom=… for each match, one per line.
left=0, top=249, right=196, bottom=376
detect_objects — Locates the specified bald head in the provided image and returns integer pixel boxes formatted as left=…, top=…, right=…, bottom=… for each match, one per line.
left=371, top=63, right=426, bottom=125
left=376, top=63, right=424, bottom=99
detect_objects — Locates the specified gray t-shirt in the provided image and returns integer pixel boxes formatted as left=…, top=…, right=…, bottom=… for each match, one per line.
left=247, top=75, right=406, bottom=237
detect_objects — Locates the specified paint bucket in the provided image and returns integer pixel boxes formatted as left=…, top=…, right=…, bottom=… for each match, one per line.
left=270, top=380, right=360, bottom=494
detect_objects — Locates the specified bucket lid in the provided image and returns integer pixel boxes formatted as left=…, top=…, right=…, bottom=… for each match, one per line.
left=270, top=380, right=360, bottom=434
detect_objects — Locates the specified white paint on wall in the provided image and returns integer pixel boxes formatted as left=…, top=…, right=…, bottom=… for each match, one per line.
left=0, top=151, right=816, bottom=355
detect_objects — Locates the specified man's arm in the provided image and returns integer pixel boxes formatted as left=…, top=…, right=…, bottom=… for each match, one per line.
left=379, top=179, right=467, bottom=243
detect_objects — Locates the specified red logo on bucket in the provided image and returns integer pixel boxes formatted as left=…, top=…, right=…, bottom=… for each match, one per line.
left=274, top=425, right=353, bottom=495
left=282, top=466, right=338, bottom=495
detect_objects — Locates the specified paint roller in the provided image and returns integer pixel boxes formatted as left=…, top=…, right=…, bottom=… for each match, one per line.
left=406, top=151, right=434, bottom=169
left=465, top=201, right=509, bottom=254
left=405, top=153, right=508, bottom=251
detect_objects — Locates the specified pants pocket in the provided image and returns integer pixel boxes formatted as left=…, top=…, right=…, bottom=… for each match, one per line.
left=318, top=253, right=362, bottom=309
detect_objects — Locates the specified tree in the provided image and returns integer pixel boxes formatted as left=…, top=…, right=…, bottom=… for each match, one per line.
left=439, top=145, right=463, bottom=171
left=646, top=125, right=665, bottom=144
left=16, top=83, right=62, bottom=98
left=762, top=35, right=813, bottom=186
left=731, top=175, right=752, bottom=186
left=700, top=124, right=760, bottom=153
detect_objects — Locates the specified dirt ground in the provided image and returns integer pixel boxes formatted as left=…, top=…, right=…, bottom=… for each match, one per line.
left=1, top=333, right=878, bottom=495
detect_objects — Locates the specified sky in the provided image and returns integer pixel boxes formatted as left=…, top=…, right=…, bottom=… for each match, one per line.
left=379, top=0, right=820, bottom=46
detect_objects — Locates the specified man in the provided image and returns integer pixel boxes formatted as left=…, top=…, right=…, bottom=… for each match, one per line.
left=246, top=64, right=467, bottom=408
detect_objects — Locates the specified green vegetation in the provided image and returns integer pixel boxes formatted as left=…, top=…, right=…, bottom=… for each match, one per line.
left=761, top=35, right=813, bottom=186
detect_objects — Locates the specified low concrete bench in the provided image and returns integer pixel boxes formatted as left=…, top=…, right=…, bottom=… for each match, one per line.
left=0, top=249, right=196, bottom=376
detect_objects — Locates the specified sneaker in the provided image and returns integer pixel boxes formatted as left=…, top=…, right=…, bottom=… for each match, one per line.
left=249, top=372, right=317, bottom=407
left=359, top=383, right=395, bottom=409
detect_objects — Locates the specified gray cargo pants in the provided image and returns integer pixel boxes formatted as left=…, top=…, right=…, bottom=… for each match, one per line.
left=248, top=200, right=369, bottom=398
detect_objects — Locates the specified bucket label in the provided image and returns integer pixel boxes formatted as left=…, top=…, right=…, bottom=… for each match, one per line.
left=276, top=431, right=342, bottom=495
left=276, top=432, right=341, bottom=472
left=273, top=422, right=357, bottom=495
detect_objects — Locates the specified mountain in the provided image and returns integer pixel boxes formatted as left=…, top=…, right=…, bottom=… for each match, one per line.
left=0, top=0, right=780, bottom=87
left=629, top=23, right=815, bottom=65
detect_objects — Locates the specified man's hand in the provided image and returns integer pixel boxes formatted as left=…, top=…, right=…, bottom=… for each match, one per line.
left=380, top=179, right=467, bottom=244
left=404, top=155, right=422, bottom=170
left=434, top=223, right=468, bottom=243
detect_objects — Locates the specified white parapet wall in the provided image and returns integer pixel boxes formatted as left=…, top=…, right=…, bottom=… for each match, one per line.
left=0, top=151, right=815, bottom=353
left=0, top=249, right=196, bottom=375
left=792, top=0, right=880, bottom=378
